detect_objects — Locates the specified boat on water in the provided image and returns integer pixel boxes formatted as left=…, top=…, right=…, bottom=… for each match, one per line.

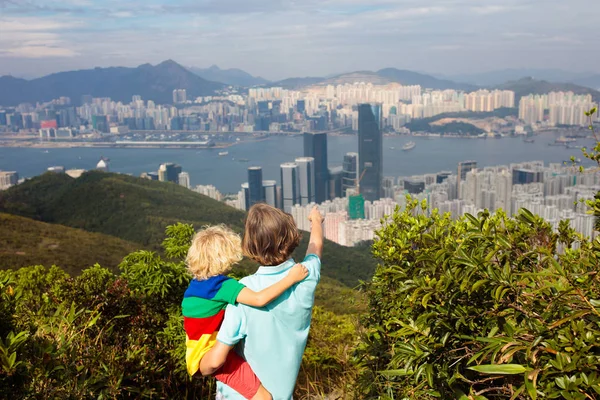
left=566, top=144, right=584, bottom=149
left=523, top=138, right=535, bottom=143
left=402, top=141, right=416, bottom=151
left=389, top=147, right=395, bottom=150
left=218, top=151, right=229, bottom=156
left=238, top=158, right=250, bottom=162
left=563, top=158, right=582, bottom=165
left=555, top=136, right=577, bottom=144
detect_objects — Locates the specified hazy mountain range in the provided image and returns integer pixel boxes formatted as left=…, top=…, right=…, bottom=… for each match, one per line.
left=187, top=65, right=270, bottom=87
left=443, top=69, right=600, bottom=90
left=0, top=60, right=223, bottom=106
left=0, top=60, right=598, bottom=106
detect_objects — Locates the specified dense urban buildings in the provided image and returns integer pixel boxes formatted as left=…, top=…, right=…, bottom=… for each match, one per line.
left=358, top=104, right=383, bottom=202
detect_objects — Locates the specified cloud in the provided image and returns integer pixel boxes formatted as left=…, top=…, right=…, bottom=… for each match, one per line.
left=0, top=0, right=598, bottom=78
left=1, top=45, right=78, bottom=58
left=0, top=16, right=81, bottom=58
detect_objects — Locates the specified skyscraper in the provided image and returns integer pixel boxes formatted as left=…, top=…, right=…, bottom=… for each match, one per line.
left=294, top=157, right=315, bottom=205
left=280, top=163, right=300, bottom=213
left=173, top=89, right=187, bottom=104
left=358, top=104, right=383, bottom=201
left=303, top=132, right=328, bottom=204
left=248, top=166, right=265, bottom=208
left=262, top=180, right=278, bottom=208
left=158, top=163, right=182, bottom=183
left=178, top=172, right=191, bottom=189
left=342, top=152, right=358, bottom=196
left=457, top=160, right=477, bottom=197
left=328, top=167, right=343, bottom=200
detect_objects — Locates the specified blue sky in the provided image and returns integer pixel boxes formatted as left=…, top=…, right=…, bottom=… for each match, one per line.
left=0, top=0, right=598, bottom=80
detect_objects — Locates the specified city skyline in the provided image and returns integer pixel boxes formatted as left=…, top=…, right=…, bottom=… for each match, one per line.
left=1, top=0, right=599, bottom=80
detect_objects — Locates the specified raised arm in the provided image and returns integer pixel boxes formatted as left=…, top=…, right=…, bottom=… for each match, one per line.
left=306, top=206, right=324, bottom=258
left=235, top=264, right=308, bottom=307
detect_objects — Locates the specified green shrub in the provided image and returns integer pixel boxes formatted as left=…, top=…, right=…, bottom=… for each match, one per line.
left=356, top=199, right=600, bottom=399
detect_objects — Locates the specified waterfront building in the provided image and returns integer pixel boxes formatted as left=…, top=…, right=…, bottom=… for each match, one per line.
left=358, top=103, right=383, bottom=201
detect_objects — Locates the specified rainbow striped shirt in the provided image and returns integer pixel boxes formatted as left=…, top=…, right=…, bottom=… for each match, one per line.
left=181, top=275, right=245, bottom=376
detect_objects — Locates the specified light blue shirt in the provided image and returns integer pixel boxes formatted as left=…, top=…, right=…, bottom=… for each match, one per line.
left=216, top=254, right=321, bottom=400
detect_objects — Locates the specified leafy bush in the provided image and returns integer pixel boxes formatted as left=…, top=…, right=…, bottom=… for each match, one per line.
left=356, top=199, right=600, bottom=399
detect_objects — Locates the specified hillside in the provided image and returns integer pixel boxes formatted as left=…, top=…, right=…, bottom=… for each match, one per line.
left=496, top=77, right=600, bottom=102
left=0, top=171, right=377, bottom=287
left=276, top=68, right=476, bottom=90
left=188, top=65, right=270, bottom=87
left=376, top=68, right=477, bottom=91
left=0, top=60, right=223, bottom=106
left=0, top=213, right=140, bottom=275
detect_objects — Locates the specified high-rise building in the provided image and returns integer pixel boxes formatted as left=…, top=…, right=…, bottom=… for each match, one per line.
left=262, top=180, right=277, bottom=208
left=303, top=132, right=329, bottom=204
left=436, top=171, right=453, bottom=184
left=295, top=157, right=315, bottom=205
left=173, top=89, right=187, bottom=104
left=328, top=167, right=343, bottom=200
left=178, top=172, right=191, bottom=189
left=457, top=160, right=477, bottom=197
left=342, top=152, right=358, bottom=196
left=404, top=178, right=425, bottom=194
left=248, top=166, right=265, bottom=208
left=158, top=163, right=182, bottom=183
left=358, top=104, right=383, bottom=201
left=0, top=171, right=19, bottom=190
left=280, top=162, right=300, bottom=213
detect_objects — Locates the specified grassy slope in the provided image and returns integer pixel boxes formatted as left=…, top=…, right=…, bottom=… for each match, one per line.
left=0, top=213, right=140, bottom=275
left=0, top=171, right=377, bottom=288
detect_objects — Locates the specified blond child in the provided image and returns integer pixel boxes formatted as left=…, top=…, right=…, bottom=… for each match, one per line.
left=181, top=224, right=308, bottom=400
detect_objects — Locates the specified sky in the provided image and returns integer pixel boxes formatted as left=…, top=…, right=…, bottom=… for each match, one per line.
left=0, top=0, right=598, bottom=80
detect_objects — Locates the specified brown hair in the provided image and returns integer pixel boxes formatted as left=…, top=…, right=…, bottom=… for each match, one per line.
left=242, top=203, right=301, bottom=266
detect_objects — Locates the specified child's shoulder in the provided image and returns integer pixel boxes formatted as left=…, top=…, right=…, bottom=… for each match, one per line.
left=184, top=275, right=236, bottom=299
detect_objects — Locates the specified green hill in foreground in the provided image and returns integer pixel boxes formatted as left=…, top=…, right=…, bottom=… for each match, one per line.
left=0, top=171, right=377, bottom=287
left=0, top=213, right=140, bottom=275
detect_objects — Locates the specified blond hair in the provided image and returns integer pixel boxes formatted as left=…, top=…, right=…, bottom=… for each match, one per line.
left=186, top=225, right=243, bottom=280
left=242, top=203, right=301, bottom=266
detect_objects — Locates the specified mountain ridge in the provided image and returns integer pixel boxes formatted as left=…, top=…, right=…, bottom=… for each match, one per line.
left=188, top=65, right=270, bottom=87
left=495, top=77, right=600, bottom=102
left=0, top=60, right=224, bottom=106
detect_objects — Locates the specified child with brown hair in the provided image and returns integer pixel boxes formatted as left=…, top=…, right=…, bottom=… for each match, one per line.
left=181, top=224, right=308, bottom=400
left=201, top=204, right=325, bottom=400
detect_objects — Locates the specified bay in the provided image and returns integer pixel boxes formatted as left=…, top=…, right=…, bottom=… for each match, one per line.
left=0, top=132, right=594, bottom=194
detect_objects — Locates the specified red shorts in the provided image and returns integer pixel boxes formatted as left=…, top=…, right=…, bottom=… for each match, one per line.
left=214, top=351, right=261, bottom=399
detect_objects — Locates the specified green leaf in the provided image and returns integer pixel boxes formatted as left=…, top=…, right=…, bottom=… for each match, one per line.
left=468, top=364, right=527, bottom=375
left=524, top=370, right=537, bottom=400
left=379, top=369, right=414, bottom=377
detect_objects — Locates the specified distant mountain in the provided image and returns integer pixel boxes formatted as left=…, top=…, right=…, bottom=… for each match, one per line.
left=376, top=68, right=478, bottom=91
left=0, top=60, right=223, bottom=106
left=444, top=69, right=592, bottom=87
left=572, top=74, right=600, bottom=91
left=496, top=77, right=600, bottom=102
left=273, top=76, right=326, bottom=89
left=188, top=65, right=270, bottom=87
left=274, top=68, right=476, bottom=90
